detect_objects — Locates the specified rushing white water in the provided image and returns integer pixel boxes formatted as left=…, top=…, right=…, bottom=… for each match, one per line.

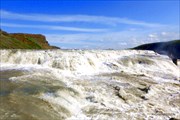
left=0, top=49, right=179, bottom=120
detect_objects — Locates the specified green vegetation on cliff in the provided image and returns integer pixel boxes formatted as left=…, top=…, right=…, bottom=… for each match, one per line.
left=0, top=30, right=60, bottom=49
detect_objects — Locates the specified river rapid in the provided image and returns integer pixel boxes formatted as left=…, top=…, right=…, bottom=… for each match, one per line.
left=0, top=49, right=179, bottom=120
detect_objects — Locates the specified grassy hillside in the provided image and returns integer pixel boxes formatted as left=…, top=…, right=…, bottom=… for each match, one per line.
left=0, top=30, right=60, bottom=49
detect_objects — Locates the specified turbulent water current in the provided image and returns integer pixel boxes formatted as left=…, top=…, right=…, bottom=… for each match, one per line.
left=0, top=49, right=179, bottom=120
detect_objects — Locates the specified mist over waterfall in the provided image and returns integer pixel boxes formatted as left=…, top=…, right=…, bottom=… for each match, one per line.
left=0, top=49, right=179, bottom=120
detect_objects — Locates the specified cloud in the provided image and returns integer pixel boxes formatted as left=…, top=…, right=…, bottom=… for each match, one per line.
left=1, top=10, right=179, bottom=49
left=1, top=10, right=165, bottom=27
left=45, top=31, right=179, bottom=49
left=1, top=23, right=107, bottom=32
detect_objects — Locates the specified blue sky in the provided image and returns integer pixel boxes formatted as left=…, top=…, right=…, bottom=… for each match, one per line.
left=1, top=0, right=179, bottom=49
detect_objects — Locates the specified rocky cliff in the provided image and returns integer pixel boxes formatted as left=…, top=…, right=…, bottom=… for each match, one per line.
left=0, top=30, right=60, bottom=49
left=132, top=40, right=180, bottom=65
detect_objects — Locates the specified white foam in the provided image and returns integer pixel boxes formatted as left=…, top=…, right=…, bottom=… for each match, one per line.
left=1, top=49, right=179, bottom=119
left=0, top=50, right=153, bottom=73
left=1, top=49, right=179, bottom=79
left=39, top=91, right=90, bottom=119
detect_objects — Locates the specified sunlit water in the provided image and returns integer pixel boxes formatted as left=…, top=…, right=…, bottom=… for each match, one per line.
left=0, top=50, right=179, bottom=120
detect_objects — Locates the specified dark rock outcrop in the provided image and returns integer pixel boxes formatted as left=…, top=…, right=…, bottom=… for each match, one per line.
left=132, top=40, right=180, bottom=65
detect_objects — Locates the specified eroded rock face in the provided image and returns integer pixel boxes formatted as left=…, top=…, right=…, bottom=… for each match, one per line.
left=10, top=33, right=51, bottom=49
left=0, top=30, right=60, bottom=49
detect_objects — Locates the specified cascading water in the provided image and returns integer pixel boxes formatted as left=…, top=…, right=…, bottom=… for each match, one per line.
left=0, top=49, right=179, bottom=120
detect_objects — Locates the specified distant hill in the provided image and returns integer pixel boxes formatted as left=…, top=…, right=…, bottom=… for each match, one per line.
left=0, top=30, right=60, bottom=49
left=132, top=40, right=180, bottom=65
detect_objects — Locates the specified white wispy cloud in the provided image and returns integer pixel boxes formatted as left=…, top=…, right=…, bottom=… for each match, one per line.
left=1, top=10, right=179, bottom=49
left=45, top=31, right=179, bottom=49
left=1, top=23, right=107, bottom=32
left=1, top=10, right=165, bottom=27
